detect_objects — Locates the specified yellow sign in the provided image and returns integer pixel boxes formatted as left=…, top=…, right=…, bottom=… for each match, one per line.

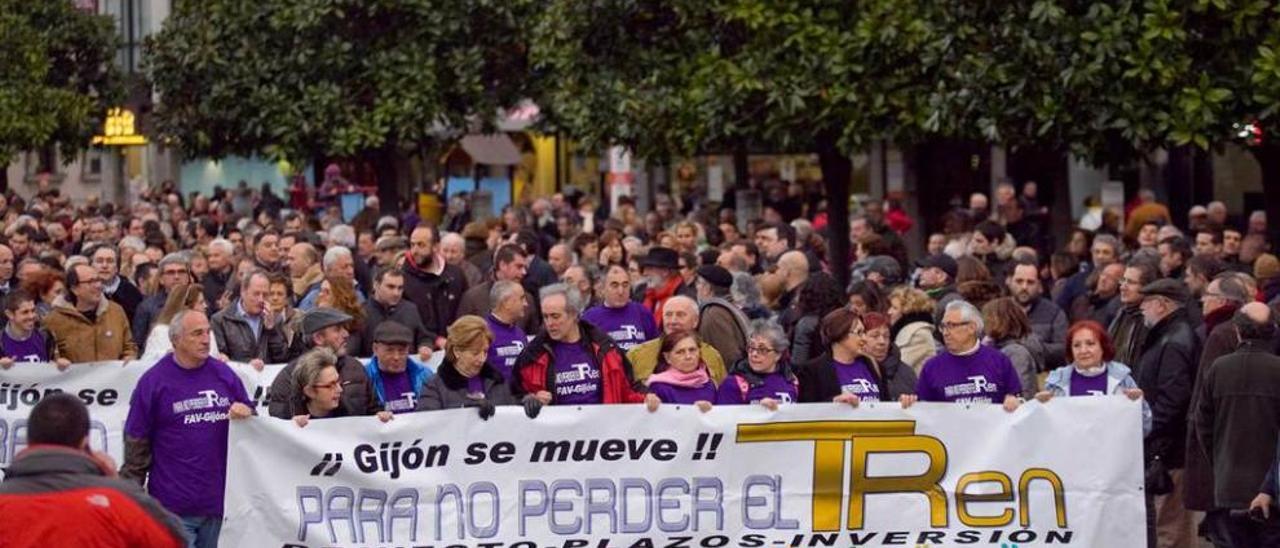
left=91, top=108, right=147, bottom=146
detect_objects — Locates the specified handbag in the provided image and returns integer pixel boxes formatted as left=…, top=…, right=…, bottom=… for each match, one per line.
left=1146, top=455, right=1173, bottom=496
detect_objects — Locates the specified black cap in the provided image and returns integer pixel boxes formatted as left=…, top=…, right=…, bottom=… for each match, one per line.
left=302, top=307, right=352, bottom=337
left=640, top=246, right=679, bottom=269
left=373, top=321, right=414, bottom=345
left=1140, top=279, right=1189, bottom=303
left=696, top=265, right=733, bottom=288
left=916, top=253, right=958, bottom=281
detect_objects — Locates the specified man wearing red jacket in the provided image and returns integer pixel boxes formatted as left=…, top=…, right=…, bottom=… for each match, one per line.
left=512, top=283, right=646, bottom=416
left=0, top=393, right=184, bottom=547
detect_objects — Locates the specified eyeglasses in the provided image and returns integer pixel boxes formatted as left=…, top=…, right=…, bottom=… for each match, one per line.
left=747, top=346, right=777, bottom=355
left=77, top=278, right=103, bottom=287
left=940, top=321, right=973, bottom=331
left=312, top=380, right=340, bottom=391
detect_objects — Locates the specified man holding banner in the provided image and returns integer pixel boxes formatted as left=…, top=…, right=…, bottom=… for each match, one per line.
left=120, top=310, right=254, bottom=548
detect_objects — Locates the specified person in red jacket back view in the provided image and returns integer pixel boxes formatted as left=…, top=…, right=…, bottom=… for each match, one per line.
left=511, top=283, right=649, bottom=417
left=0, top=393, right=184, bottom=547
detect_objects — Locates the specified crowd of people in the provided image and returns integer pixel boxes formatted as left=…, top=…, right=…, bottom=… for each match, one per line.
left=0, top=176, right=1278, bottom=548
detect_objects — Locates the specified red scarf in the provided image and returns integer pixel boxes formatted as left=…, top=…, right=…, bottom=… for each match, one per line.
left=643, top=275, right=684, bottom=326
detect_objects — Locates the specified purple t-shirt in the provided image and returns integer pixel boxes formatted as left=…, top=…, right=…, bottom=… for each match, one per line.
left=551, top=342, right=603, bottom=404
left=380, top=371, right=417, bottom=413
left=649, top=380, right=718, bottom=405
left=716, top=372, right=798, bottom=405
left=1069, top=369, right=1109, bottom=397
left=1, top=329, right=48, bottom=362
left=466, top=375, right=485, bottom=396
left=834, top=358, right=882, bottom=400
left=124, top=354, right=251, bottom=517
left=916, top=345, right=1022, bottom=404
left=486, top=315, right=527, bottom=380
left=582, top=303, right=659, bottom=351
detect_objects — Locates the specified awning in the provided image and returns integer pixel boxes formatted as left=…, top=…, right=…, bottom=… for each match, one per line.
left=460, top=134, right=521, bottom=166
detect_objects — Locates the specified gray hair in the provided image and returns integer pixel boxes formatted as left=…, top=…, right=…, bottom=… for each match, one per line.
left=539, top=283, right=584, bottom=316
left=159, top=252, right=191, bottom=270
left=1092, top=234, right=1122, bottom=255
left=329, top=224, right=356, bottom=248
left=168, top=309, right=197, bottom=342
left=730, top=272, right=763, bottom=309
left=208, top=238, right=235, bottom=256
left=322, top=246, right=353, bottom=271
left=490, top=280, right=523, bottom=310
left=292, top=347, right=339, bottom=394
left=748, top=319, right=788, bottom=353
left=440, top=232, right=465, bottom=248
left=1213, top=274, right=1250, bottom=303
left=945, top=300, right=985, bottom=335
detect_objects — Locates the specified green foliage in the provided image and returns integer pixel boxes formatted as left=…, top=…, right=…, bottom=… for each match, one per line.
left=0, top=0, right=122, bottom=163
left=147, top=0, right=539, bottom=161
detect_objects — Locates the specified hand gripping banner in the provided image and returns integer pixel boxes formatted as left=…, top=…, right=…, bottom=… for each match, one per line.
left=220, top=398, right=1147, bottom=547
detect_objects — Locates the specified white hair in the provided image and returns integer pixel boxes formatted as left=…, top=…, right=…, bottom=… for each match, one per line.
left=490, top=280, right=523, bottom=310
left=945, top=300, right=984, bottom=336
left=208, top=238, right=235, bottom=256
left=322, top=246, right=353, bottom=271
left=539, top=283, right=584, bottom=316
left=440, top=232, right=465, bottom=247
left=329, top=224, right=356, bottom=248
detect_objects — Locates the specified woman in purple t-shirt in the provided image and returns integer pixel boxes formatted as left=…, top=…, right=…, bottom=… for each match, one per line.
left=717, top=320, right=797, bottom=409
left=797, top=308, right=902, bottom=406
left=645, top=331, right=717, bottom=411
left=1036, top=321, right=1149, bottom=434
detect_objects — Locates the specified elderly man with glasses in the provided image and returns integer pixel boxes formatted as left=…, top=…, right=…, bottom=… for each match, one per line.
left=906, top=300, right=1022, bottom=412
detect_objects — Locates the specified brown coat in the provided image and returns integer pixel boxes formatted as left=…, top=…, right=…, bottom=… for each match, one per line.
left=1183, top=318, right=1238, bottom=511
left=43, top=295, right=137, bottom=363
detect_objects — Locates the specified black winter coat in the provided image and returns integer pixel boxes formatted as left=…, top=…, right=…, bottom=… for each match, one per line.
left=401, top=259, right=467, bottom=341
left=796, top=348, right=917, bottom=403
left=1135, top=308, right=1197, bottom=468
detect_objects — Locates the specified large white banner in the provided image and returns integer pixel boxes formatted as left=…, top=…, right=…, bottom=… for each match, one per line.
left=222, top=398, right=1147, bottom=547
left=0, top=360, right=285, bottom=471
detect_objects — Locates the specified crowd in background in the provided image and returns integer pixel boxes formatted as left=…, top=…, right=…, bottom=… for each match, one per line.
left=1, top=172, right=1279, bottom=548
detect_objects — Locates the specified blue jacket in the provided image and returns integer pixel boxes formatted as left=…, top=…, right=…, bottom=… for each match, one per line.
left=1044, top=361, right=1152, bottom=436
left=363, top=356, right=434, bottom=407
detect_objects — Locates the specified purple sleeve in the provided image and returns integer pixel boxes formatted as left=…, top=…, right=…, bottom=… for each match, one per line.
left=1000, top=353, right=1023, bottom=399
left=715, top=376, right=745, bottom=405
left=124, top=375, right=153, bottom=439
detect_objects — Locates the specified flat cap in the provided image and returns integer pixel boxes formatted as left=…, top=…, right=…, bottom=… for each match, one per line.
left=1140, top=278, right=1189, bottom=303
left=696, top=265, right=733, bottom=288
left=372, top=321, right=414, bottom=345
left=302, top=307, right=352, bottom=337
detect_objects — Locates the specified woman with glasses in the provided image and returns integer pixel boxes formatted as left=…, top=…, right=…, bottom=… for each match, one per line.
left=290, top=347, right=393, bottom=427
left=717, top=320, right=797, bottom=409
left=644, top=331, right=717, bottom=412
left=417, top=316, right=516, bottom=416
left=798, top=308, right=914, bottom=405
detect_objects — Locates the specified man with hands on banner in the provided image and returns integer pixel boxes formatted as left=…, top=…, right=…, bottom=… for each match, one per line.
left=0, top=290, right=69, bottom=370
left=511, top=284, right=647, bottom=417
left=902, top=300, right=1023, bottom=412
left=120, top=310, right=254, bottom=548
left=268, top=307, right=381, bottom=420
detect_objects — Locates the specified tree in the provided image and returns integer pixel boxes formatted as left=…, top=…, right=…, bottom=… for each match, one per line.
left=0, top=0, right=122, bottom=174
left=147, top=0, right=539, bottom=211
left=531, top=0, right=962, bottom=288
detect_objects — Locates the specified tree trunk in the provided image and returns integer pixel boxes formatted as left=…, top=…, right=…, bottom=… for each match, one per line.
left=1251, top=143, right=1280, bottom=252
left=733, top=143, right=749, bottom=188
left=816, top=135, right=852, bottom=289
left=369, top=144, right=401, bottom=215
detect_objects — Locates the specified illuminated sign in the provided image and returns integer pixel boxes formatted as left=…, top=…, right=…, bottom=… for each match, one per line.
left=91, top=108, right=147, bottom=146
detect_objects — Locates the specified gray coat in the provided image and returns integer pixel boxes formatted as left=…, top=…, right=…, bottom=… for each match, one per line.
left=210, top=301, right=289, bottom=363
left=995, top=336, right=1043, bottom=399
left=1024, top=297, right=1068, bottom=369
left=416, top=358, right=517, bottom=411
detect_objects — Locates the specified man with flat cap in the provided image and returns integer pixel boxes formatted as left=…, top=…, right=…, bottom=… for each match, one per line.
left=916, top=253, right=962, bottom=324
left=1135, top=278, right=1199, bottom=547
left=694, top=264, right=749, bottom=366
left=363, top=321, right=435, bottom=414
left=267, top=307, right=376, bottom=419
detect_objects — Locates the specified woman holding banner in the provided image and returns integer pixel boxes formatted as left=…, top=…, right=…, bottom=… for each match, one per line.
left=292, top=347, right=393, bottom=427
left=797, top=308, right=914, bottom=405
left=644, top=331, right=717, bottom=411
left=417, top=315, right=516, bottom=417
left=715, top=319, right=796, bottom=409
left=1034, top=320, right=1149, bottom=432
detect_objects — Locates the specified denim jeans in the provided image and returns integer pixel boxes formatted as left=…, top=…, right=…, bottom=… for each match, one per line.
left=179, top=515, right=222, bottom=548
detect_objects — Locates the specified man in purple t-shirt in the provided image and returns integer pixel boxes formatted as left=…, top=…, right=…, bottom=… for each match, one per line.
left=485, top=280, right=528, bottom=379
left=120, top=310, right=253, bottom=548
left=582, top=265, right=659, bottom=351
left=912, top=301, right=1022, bottom=409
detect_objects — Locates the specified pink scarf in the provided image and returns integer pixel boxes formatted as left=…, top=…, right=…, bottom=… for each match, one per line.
left=649, top=365, right=710, bottom=388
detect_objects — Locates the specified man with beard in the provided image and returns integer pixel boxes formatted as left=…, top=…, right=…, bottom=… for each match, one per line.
left=1006, top=259, right=1067, bottom=368
left=401, top=225, right=468, bottom=350
left=267, top=307, right=377, bottom=419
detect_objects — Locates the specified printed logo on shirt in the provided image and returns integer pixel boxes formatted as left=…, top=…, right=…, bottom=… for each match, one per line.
left=555, top=362, right=601, bottom=396
left=15, top=354, right=40, bottom=363
left=841, top=378, right=880, bottom=397
left=608, top=325, right=646, bottom=350
left=942, top=375, right=999, bottom=403
left=172, top=389, right=233, bottom=425
left=494, top=340, right=525, bottom=367
left=385, top=392, right=418, bottom=413
left=749, top=392, right=794, bottom=405
left=1086, top=390, right=1105, bottom=396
